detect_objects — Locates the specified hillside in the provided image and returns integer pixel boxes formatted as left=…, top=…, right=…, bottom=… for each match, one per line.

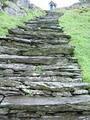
left=0, top=0, right=45, bottom=36
left=70, top=0, right=90, bottom=8
left=0, top=0, right=39, bottom=16
left=60, top=8, right=90, bottom=82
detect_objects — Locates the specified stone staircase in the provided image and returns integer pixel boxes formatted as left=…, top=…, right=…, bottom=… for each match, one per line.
left=0, top=11, right=90, bottom=120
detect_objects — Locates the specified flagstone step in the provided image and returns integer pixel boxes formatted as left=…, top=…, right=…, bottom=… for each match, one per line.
left=1, top=95, right=90, bottom=113
left=36, top=115, right=90, bottom=120
left=0, top=113, right=90, bottom=120
left=0, top=55, right=57, bottom=65
left=24, top=19, right=58, bottom=24
left=8, top=34, right=71, bottom=40
left=0, top=63, right=81, bottom=78
left=0, top=70, right=81, bottom=78
left=0, top=64, right=80, bottom=72
left=8, top=30, right=71, bottom=39
left=23, top=24, right=62, bottom=30
left=18, top=82, right=90, bottom=92
left=0, top=44, right=74, bottom=56
left=0, top=54, right=78, bottom=64
left=16, top=45, right=74, bottom=56
left=0, top=82, right=89, bottom=97
left=0, top=76, right=81, bottom=83
left=0, top=37, right=69, bottom=47
left=8, top=27, right=64, bottom=35
left=17, top=25, right=63, bottom=32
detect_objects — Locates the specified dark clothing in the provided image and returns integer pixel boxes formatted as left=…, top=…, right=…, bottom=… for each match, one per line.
left=49, top=1, right=57, bottom=10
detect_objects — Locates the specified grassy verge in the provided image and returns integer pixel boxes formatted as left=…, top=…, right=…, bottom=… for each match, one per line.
left=60, top=8, right=90, bottom=82
left=0, top=8, right=45, bottom=36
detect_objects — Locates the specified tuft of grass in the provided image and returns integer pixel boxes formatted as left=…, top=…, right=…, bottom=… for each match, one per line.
left=60, top=8, right=90, bottom=82
left=0, top=8, right=45, bottom=36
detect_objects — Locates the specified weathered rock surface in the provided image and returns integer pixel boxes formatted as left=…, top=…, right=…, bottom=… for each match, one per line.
left=0, top=11, right=90, bottom=120
left=1, top=0, right=37, bottom=16
left=4, top=1, right=26, bottom=16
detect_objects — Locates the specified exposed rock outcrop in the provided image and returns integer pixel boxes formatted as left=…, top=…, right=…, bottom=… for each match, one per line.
left=0, top=0, right=38, bottom=16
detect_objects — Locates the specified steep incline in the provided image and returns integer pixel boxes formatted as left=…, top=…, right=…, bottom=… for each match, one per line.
left=0, top=11, right=90, bottom=120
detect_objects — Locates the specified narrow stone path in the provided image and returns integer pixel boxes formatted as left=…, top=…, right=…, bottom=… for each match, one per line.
left=0, top=11, right=90, bottom=120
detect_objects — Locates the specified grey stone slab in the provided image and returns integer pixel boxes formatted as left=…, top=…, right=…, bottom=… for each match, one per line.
left=22, top=82, right=90, bottom=92
left=18, top=25, right=63, bottom=32
left=0, top=76, right=81, bottom=83
left=1, top=45, right=74, bottom=56
left=40, top=115, right=90, bottom=120
left=0, top=55, right=57, bottom=65
left=0, top=64, right=79, bottom=71
left=1, top=95, right=90, bottom=112
left=0, top=37, right=69, bottom=48
left=8, top=31, right=71, bottom=40
left=8, top=30, right=71, bottom=39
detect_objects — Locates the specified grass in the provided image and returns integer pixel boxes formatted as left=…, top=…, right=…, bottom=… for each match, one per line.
left=0, top=8, right=45, bottom=36
left=60, top=8, right=90, bottom=82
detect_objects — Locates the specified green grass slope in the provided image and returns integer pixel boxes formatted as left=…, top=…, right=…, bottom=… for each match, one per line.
left=0, top=8, right=45, bottom=36
left=60, top=8, right=90, bottom=82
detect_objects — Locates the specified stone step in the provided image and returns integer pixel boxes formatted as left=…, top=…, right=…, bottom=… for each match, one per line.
left=26, top=24, right=61, bottom=30
left=17, top=45, right=74, bottom=56
left=0, top=55, right=57, bottom=65
left=29, top=114, right=90, bottom=120
left=0, top=69, right=81, bottom=78
left=0, top=45, right=74, bottom=56
left=0, top=37, right=69, bottom=47
left=0, top=64, right=80, bottom=72
left=25, top=22, right=58, bottom=26
left=37, top=15, right=60, bottom=19
left=14, top=88, right=89, bottom=97
left=25, top=19, right=58, bottom=24
left=0, top=113, right=90, bottom=120
left=18, top=82, right=90, bottom=92
left=39, top=25, right=63, bottom=30
left=24, top=19, right=58, bottom=24
left=0, top=55, right=78, bottom=66
left=21, top=24, right=62, bottom=30
left=0, top=63, right=81, bottom=78
left=46, top=11, right=63, bottom=16
left=1, top=95, right=90, bottom=113
left=8, top=33, right=71, bottom=40
left=0, top=81, right=89, bottom=97
left=1, top=80, right=89, bottom=95
left=8, top=28, right=63, bottom=34
left=17, top=25, right=63, bottom=32
left=8, top=30, right=71, bottom=39
left=0, top=76, right=81, bottom=83
left=37, top=16, right=59, bottom=20
left=0, top=86, right=89, bottom=98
